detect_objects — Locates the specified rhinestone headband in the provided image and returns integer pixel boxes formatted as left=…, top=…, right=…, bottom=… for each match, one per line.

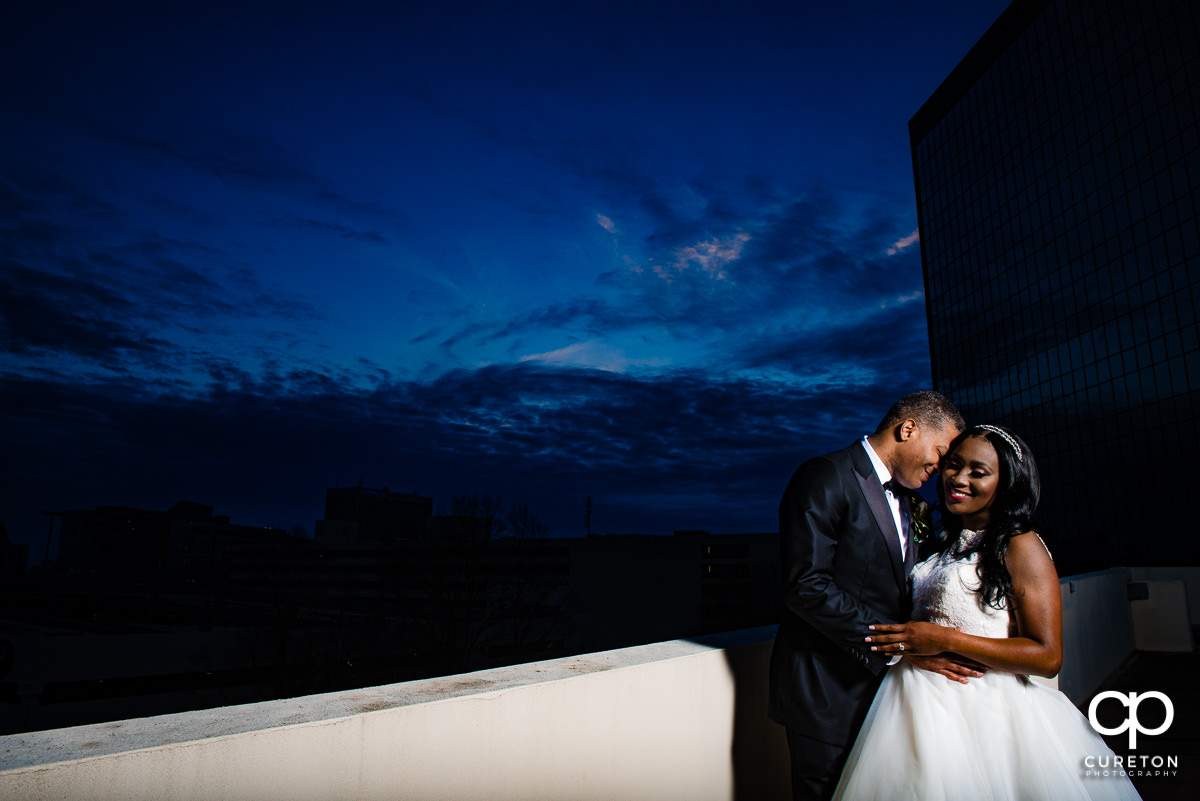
left=976, top=425, right=1023, bottom=462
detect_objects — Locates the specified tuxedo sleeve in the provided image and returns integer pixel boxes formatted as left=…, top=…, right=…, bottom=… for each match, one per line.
left=779, top=456, right=894, bottom=675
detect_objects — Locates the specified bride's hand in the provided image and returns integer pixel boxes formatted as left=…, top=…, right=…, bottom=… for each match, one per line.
left=903, top=654, right=987, bottom=684
left=865, top=621, right=949, bottom=656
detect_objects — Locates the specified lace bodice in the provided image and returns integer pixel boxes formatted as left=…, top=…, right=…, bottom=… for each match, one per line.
left=911, top=529, right=1014, bottom=639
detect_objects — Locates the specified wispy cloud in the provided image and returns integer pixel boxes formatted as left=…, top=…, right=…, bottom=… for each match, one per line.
left=518, top=339, right=667, bottom=373
left=597, top=213, right=617, bottom=233
left=0, top=165, right=323, bottom=381
left=880, top=290, right=925, bottom=309
left=642, top=232, right=751, bottom=281
left=887, top=229, right=919, bottom=255
left=0, top=257, right=173, bottom=366
left=274, top=212, right=390, bottom=244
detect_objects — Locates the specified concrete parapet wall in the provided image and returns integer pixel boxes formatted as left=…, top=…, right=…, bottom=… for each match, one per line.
left=0, top=628, right=789, bottom=801
left=1130, top=566, right=1200, bottom=630
left=1129, top=579, right=1194, bottom=652
left=1057, top=568, right=1136, bottom=703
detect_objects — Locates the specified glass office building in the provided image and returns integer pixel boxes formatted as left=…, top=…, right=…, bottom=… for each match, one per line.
left=911, top=0, right=1199, bottom=571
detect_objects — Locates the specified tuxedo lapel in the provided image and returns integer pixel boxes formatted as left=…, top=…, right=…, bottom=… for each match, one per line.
left=901, top=494, right=918, bottom=575
left=850, top=444, right=907, bottom=590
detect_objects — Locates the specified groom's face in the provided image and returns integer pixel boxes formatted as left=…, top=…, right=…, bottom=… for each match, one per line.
left=893, top=421, right=959, bottom=489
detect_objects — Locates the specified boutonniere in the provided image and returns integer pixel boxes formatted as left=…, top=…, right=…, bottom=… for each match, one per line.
left=909, top=494, right=932, bottom=544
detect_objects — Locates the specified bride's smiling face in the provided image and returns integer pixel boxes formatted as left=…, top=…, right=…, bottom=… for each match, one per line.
left=941, top=435, right=1001, bottom=528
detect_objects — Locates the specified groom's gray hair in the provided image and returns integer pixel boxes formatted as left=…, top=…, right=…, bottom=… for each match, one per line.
left=874, top=391, right=964, bottom=435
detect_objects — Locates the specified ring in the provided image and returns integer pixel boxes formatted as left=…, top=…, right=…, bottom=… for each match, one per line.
left=898, top=642, right=905, bottom=651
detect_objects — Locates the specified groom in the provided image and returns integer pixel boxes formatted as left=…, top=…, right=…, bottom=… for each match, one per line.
left=768, top=391, right=975, bottom=801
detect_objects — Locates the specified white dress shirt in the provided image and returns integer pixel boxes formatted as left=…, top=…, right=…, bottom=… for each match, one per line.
left=862, top=435, right=910, bottom=665
left=861, top=435, right=906, bottom=560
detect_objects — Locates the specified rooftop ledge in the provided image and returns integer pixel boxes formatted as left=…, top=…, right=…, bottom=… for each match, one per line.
left=0, top=626, right=791, bottom=801
left=1, top=629, right=770, bottom=768
left=0, top=567, right=1194, bottom=801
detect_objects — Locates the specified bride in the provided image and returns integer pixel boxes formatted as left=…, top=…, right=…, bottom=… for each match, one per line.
left=832, top=424, right=1141, bottom=801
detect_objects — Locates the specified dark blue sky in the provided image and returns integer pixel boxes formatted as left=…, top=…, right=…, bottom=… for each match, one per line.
left=1, top=1, right=1009, bottom=551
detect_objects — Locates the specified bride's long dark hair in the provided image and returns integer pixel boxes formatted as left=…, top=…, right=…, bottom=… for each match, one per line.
left=934, top=424, right=1041, bottom=609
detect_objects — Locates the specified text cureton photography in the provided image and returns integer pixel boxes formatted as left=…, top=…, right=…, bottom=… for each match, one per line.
left=1082, top=754, right=1179, bottom=780
left=1084, top=691, right=1180, bottom=779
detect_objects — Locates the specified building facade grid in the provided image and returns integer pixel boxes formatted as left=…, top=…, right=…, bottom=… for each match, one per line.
left=912, top=0, right=1200, bottom=570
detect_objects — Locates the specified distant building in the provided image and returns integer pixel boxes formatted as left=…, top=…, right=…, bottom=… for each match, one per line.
left=55, top=500, right=285, bottom=583
left=911, top=0, right=1200, bottom=570
left=0, top=523, right=28, bottom=574
left=315, top=486, right=433, bottom=544
left=57, top=505, right=169, bottom=578
left=567, top=531, right=780, bottom=652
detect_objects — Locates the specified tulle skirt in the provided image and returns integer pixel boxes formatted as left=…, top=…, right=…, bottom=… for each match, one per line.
left=831, top=661, right=1142, bottom=801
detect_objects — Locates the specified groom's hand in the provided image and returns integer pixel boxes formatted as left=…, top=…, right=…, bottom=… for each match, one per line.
left=866, top=621, right=949, bottom=655
left=904, top=654, right=987, bottom=684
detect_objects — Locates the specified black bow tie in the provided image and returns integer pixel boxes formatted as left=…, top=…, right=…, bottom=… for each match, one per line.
left=883, top=479, right=906, bottom=497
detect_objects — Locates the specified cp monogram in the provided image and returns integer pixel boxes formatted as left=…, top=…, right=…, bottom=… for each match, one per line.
left=1087, top=691, right=1174, bottom=749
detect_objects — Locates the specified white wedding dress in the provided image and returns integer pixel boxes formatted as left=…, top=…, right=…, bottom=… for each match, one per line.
left=831, top=530, right=1141, bottom=801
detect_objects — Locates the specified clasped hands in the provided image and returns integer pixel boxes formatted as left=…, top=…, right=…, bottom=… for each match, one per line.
left=866, top=622, right=986, bottom=685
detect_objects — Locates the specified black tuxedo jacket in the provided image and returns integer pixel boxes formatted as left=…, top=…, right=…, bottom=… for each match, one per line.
left=767, top=442, right=915, bottom=746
